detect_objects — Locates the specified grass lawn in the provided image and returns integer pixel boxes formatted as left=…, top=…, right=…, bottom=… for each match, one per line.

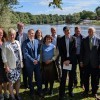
left=19, top=68, right=100, bottom=100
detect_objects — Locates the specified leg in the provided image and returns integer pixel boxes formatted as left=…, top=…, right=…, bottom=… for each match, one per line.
left=34, top=63, right=42, bottom=94
left=8, top=81, right=15, bottom=98
left=15, top=79, right=20, bottom=95
left=49, top=81, right=54, bottom=95
left=84, top=68, right=90, bottom=93
left=91, top=68, right=99, bottom=95
left=59, top=69, right=67, bottom=98
left=0, top=83, right=2, bottom=94
left=26, top=66, right=34, bottom=95
left=68, top=69, right=74, bottom=97
left=22, top=60, right=28, bottom=88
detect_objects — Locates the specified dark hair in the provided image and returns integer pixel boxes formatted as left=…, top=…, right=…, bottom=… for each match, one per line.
left=28, top=29, right=34, bottom=33
left=35, top=29, right=43, bottom=39
left=43, top=35, right=53, bottom=44
left=75, top=26, right=80, bottom=31
left=0, top=28, right=8, bottom=42
left=63, top=26, right=70, bottom=31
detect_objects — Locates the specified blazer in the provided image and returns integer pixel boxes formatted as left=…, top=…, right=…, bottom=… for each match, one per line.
left=15, top=32, right=28, bottom=47
left=22, top=38, right=40, bottom=66
left=59, top=35, right=77, bottom=66
left=80, top=36, right=100, bottom=68
left=2, top=40, right=23, bottom=69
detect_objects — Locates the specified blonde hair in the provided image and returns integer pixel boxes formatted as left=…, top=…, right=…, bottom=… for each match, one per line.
left=8, top=28, right=16, bottom=35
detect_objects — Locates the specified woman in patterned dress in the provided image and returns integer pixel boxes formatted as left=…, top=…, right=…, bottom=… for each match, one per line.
left=2, top=28, right=23, bottom=100
left=0, top=28, right=9, bottom=100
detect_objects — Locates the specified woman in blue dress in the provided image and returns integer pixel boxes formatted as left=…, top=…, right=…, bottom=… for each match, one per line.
left=41, top=35, right=58, bottom=95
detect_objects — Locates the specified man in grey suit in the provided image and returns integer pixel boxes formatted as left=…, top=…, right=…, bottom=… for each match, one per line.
left=80, top=27, right=100, bottom=98
left=15, top=22, right=28, bottom=89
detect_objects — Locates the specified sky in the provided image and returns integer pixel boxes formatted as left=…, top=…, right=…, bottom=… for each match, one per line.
left=13, top=0, right=100, bottom=15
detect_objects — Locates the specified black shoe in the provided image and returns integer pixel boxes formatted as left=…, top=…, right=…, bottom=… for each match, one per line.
left=43, top=88, right=49, bottom=95
left=82, top=91, right=88, bottom=97
left=68, top=92, right=74, bottom=97
left=30, top=94, right=35, bottom=100
left=38, top=93, right=44, bottom=98
left=9, top=96, right=16, bottom=100
left=58, top=96, right=64, bottom=100
left=15, top=95, right=22, bottom=100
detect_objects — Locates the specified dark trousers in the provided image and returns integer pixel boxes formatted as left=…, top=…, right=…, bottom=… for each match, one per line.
left=74, top=54, right=84, bottom=86
left=59, top=68, right=74, bottom=97
left=22, top=59, right=28, bottom=88
left=84, top=66, right=99, bottom=94
left=26, top=63, right=42, bottom=95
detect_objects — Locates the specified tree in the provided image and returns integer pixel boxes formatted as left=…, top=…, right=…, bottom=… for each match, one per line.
left=0, top=0, right=18, bottom=29
left=95, top=6, right=100, bottom=20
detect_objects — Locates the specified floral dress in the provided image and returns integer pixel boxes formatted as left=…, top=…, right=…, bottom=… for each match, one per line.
left=7, top=42, right=21, bottom=83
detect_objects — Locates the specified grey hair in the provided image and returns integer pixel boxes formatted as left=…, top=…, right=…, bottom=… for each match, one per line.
left=88, top=27, right=96, bottom=33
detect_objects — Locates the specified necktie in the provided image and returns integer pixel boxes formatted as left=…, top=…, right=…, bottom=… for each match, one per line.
left=89, top=37, right=93, bottom=50
left=31, top=41, right=34, bottom=50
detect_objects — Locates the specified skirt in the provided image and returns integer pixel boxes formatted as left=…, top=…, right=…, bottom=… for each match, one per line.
left=7, top=67, right=21, bottom=83
left=42, top=61, right=58, bottom=83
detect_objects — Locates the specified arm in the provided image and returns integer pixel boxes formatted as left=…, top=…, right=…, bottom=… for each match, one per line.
left=51, top=47, right=59, bottom=61
left=2, top=43, right=10, bottom=72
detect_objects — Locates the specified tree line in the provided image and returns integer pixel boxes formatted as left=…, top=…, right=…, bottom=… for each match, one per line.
left=11, top=10, right=99, bottom=25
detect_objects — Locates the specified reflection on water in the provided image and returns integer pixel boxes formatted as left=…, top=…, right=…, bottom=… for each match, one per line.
left=24, top=24, right=100, bottom=38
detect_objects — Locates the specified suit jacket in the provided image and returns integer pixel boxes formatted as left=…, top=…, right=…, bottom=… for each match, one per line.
left=59, top=35, right=77, bottom=66
left=80, top=36, right=100, bottom=68
left=15, top=32, right=28, bottom=47
left=2, top=40, right=23, bottom=69
left=22, top=38, right=40, bottom=67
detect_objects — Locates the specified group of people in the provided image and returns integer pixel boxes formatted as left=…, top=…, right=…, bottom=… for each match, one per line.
left=0, top=22, right=100, bottom=100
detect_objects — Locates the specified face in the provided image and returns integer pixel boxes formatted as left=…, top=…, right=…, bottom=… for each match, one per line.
left=37, top=30, right=42, bottom=38
left=0, top=29, right=3, bottom=40
left=88, top=28, right=94, bottom=37
left=51, top=28, right=56, bottom=36
left=75, top=27, right=81, bottom=35
left=9, top=32, right=16, bottom=41
left=46, top=37, right=52, bottom=44
left=18, top=25, right=24, bottom=32
left=64, top=29, right=70, bottom=36
left=28, top=30, right=35, bottom=40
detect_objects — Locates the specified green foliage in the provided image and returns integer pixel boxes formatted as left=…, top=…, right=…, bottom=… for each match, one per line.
left=49, top=0, right=63, bottom=9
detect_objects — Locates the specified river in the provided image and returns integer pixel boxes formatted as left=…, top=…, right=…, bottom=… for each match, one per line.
left=24, top=24, right=100, bottom=38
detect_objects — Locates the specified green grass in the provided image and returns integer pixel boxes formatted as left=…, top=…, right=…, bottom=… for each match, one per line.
left=19, top=67, right=100, bottom=100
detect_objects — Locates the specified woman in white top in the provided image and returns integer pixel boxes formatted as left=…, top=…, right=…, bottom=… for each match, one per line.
left=2, top=28, right=23, bottom=100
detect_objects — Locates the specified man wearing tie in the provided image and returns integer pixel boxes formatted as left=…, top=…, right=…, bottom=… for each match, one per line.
left=22, top=29, right=43, bottom=99
left=58, top=26, right=77, bottom=100
left=80, top=27, right=100, bottom=98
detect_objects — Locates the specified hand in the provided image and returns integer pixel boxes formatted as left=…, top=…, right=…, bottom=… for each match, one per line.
left=45, top=60, right=52, bottom=64
left=33, top=60, right=38, bottom=65
left=5, top=66, right=10, bottom=73
left=63, top=60, right=70, bottom=66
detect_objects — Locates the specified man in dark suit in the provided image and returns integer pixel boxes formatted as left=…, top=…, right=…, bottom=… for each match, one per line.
left=80, top=27, right=100, bottom=98
left=22, top=29, right=43, bottom=99
left=73, top=26, right=84, bottom=88
left=58, top=26, right=77, bottom=100
left=15, top=22, right=28, bottom=89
